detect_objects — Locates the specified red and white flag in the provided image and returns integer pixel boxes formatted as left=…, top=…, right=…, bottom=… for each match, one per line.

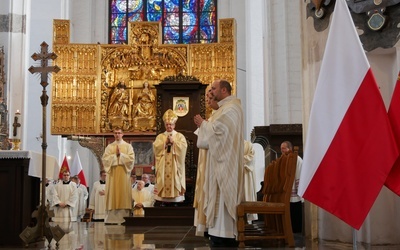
left=385, top=72, right=400, bottom=195
left=298, top=0, right=398, bottom=229
left=58, top=155, right=70, bottom=180
left=70, top=151, right=87, bottom=186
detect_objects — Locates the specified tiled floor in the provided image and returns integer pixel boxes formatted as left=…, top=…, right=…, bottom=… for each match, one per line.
left=3, top=222, right=400, bottom=249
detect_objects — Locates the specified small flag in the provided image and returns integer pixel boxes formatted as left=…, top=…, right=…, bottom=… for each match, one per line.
left=70, top=151, right=87, bottom=186
left=58, top=155, right=70, bottom=180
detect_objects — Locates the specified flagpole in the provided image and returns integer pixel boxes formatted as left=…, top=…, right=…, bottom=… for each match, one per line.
left=353, top=228, right=357, bottom=250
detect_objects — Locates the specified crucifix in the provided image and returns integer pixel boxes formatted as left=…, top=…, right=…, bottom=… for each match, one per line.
left=12, top=116, right=20, bottom=137
left=20, top=42, right=63, bottom=247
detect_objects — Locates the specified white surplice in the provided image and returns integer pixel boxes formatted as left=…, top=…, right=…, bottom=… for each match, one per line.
left=51, top=181, right=79, bottom=222
left=89, top=180, right=107, bottom=220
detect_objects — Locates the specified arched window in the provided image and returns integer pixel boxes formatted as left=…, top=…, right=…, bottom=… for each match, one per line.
left=109, top=0, right=217, bottom=44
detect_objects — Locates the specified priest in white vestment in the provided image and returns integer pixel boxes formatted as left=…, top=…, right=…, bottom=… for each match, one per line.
left=102, top=128, right=135, bottom=224
left=89, top=170, right=107, bottom=220
left=51, top=171, right=79, bottom=222
left=193, top=88, right=218, bottom=236
left=153, top=109, right=187, bottom=203
left=243, top=140, right=258, bottom=222
left=71, top=175, right=89, bottom=221
left=131, top=180, right=153, bottom=216
left=194, top=79, right=244, bottom=247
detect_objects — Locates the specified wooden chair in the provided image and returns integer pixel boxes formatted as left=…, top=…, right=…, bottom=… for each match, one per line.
left=81, top=208, right=93, bottom=222
left=237, top=147, right=298, bottom=248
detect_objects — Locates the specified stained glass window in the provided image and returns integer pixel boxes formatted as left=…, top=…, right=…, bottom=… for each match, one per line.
left=109, top=0, right=217, bottom=44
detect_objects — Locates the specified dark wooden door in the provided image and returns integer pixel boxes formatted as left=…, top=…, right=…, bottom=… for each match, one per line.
left=155, top=75, right=207, bottom=205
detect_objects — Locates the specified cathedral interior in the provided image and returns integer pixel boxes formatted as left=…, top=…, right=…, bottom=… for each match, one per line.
left=1, top=0, right=400, bottom=249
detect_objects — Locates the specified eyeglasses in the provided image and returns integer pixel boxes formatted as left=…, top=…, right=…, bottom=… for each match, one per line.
left=114, top=132, right=122, bottom=134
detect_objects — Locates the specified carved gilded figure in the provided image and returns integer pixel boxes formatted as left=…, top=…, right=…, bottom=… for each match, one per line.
left=132, top=81, right=156, bottom=131
left=108, top=81, right=129, bottom=118
left=133, top=81, right=155, bottom=118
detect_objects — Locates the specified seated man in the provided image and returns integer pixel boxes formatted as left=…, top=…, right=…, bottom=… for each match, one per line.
left=132, top=180, right=153, bottom=216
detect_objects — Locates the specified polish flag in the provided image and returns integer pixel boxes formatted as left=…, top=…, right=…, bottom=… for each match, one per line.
left=385, top=72, right=400, bottom=195
left=298, top=0, right=398, bottom=230
left=58, top=155, right=70, bottom=180
left=70, top=151, right=87, bottom=187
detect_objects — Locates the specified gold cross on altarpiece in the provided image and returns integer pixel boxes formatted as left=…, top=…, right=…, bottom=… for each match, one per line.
left=20, top=42, right=64, bottom=247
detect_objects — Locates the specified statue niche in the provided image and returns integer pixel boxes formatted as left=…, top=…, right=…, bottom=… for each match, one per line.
left=107, top=81, right=130, bottom=130
left=132, top=81, right=156, bottom=131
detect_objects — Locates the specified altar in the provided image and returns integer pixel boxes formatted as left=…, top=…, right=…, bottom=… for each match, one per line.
left=0, top=150, right=59, bottom=247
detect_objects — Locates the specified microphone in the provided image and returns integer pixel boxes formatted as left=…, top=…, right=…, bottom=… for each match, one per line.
left=167, top=134, right=172, bottom=153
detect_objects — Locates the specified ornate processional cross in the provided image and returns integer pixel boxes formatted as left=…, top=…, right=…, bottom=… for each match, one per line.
left=20, top=42, right=63, bottom=247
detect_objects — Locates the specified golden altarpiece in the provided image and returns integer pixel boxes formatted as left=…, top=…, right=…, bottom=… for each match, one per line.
left=51, top=19, right=237, bottom=204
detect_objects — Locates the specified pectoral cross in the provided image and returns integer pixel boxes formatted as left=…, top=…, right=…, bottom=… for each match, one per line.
left=12, top=116, right=20, bottom=137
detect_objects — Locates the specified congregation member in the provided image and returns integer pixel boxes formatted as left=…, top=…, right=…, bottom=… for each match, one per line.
left=51, top=170, right=79, bottom=223
left=89, top=170, right=107, bottom=221
left=71, top=175, right=89, bottom=221
left=153, top=109, right=187, bottom=205
left=102, top=128, right=135, bottom=225
left=194, top=79, right=244, bottom=247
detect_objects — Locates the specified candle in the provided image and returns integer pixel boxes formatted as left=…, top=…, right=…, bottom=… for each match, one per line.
left=13, top=110, right=21, bottom=139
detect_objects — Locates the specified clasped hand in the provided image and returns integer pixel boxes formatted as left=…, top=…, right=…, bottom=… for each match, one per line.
left=194, top=114, right=204, bottom=127
left=116, top=145, right=120, bottom=157
left=166, top=134, right=174, bottom=144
